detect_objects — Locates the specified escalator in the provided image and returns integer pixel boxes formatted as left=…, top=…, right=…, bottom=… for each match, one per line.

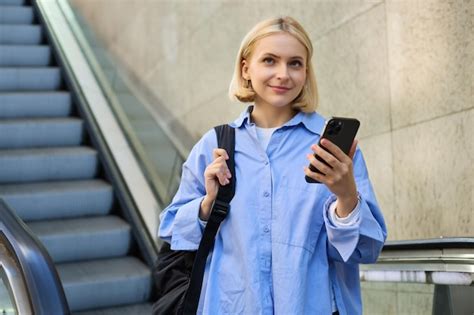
left=0, top=0, right=156, bottom=313
left=2, top=1, right=472, bottom=315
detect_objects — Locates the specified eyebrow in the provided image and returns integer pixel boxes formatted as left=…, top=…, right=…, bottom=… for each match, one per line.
left=262, top=53, right=305, bottom=61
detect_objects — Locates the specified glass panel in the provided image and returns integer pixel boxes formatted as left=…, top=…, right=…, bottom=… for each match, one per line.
left=0, top=268, right=17, bottom=315
left=61, top=2, right=186, bottom=206
left=361, top=282, right=474, bottom=315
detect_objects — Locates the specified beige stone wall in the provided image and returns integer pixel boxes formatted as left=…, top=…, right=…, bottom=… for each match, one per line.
left=361, top=282, right=435, bottom=314
left=71, top=0, right=473, bottom=241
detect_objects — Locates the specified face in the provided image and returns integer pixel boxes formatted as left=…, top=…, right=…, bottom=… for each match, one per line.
left=241, top=32, right=307, bottom=109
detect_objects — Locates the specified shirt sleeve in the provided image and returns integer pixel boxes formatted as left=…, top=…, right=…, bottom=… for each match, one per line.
left=158, top=129, right=216, bottom=250
left=323, top=147, right=387, bottom=263
left=198, top=217, right=208, bottom=229
left=328, top=199, right=361, bottom=227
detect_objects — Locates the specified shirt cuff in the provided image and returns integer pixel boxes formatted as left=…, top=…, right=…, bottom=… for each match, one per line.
left=198, top=218, right=208, bottom=229
left=323, top=194, right=361, bottom=262
left=171, top=196, right=206, bottom=250
left=329, top=199, right=361, bottom=227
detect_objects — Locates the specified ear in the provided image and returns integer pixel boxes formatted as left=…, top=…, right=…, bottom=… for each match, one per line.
left=241, top=59, right=250, bottom=80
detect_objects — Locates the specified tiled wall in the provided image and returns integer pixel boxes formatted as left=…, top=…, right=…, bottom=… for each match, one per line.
left=71, top=0, right=473, bottom=241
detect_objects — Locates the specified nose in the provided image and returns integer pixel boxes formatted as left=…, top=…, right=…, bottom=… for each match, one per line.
left=276, top=64, right=290, bottom=80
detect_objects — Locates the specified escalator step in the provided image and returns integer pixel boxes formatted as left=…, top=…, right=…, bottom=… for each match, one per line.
left=0, top=67, right=61, bottom=91
left=0, top=146, right=98, bottom=183
left=0, top=6, right=33, bottom=24
left=0, top=92, right=72, bottom=118
left=58, top=257, right=152, bottom=312
left=0, top=25, right=41, bottom=45
left=0, top=179, right=113, bottom=221
left=73, top=303, right=153, bottom=315
left=0, top=45, right=51, bottom=66
left=0, top=0, right=25, bottom=6
left=0, top=117, right=83, bottom=148
left=28, top=215, right=132, bottom=263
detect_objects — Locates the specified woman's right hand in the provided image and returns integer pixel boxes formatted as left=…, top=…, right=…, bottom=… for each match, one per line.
left=199, top=148, right=232, bottom=220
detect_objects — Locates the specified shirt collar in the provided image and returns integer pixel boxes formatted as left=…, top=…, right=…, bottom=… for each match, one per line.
left=230, top=105, right=326, bottom=135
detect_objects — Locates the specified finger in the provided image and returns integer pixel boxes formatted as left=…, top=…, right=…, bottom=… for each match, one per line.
left=216, top=164, right=232, bottom=183
left=213, top=156, right=226, bottom=163
left=306, top=154, right=334, bottom=176
left=311, top=144, right=339, bottom=168
left=207, top=164, right=230, bottom=185
left=212, top=148, right=229, bottom=160
left=212, top=156, right=228, bottom=167
left=303, top=166, right=326, bottom=184
left=348, top=139, right=358, bottom=160
left=215, top=169, right=230, bottom=185
left=219, top=176, right=230, bottom=185
left=213, top=157, right=231, bottom=178
left=320, top=139, right=349, bottom=162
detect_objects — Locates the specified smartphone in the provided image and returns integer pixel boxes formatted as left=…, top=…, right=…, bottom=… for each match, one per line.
left=305, top=117, right=360, bottom=184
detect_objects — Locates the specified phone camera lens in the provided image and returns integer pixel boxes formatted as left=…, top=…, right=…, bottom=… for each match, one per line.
left=334, top=121, right=343, bottom=133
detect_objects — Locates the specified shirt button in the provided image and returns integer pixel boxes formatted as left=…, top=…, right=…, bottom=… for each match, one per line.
left=263, top=226, right=270, bottom=233
left=264, top=160, right=269, bottom=165
left=263, top=191, right=270, bottom=197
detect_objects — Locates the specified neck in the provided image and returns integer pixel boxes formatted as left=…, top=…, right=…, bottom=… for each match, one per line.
left=250, top=101, right=297, bottom=128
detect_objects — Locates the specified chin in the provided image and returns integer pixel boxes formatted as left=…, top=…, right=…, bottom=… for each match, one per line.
left=268, top=98, right=296, bottom=108
left=256, top=94, right=297, bottom=109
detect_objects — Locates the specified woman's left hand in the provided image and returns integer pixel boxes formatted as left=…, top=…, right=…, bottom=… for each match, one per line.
left=304, top=138, right=358, bottom=217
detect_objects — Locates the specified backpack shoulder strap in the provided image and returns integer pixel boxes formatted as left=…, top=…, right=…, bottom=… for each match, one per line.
left=213, top=124, right=236, bottom=203
left=181, top=124, right=236, bottom=315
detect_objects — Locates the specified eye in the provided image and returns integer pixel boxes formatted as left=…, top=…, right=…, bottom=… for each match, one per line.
left=289, top=60, right=303, bottom=67
left=262, top=57, right=274, bottom=65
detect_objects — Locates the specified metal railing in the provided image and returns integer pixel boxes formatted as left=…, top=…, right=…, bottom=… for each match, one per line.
left=361, top=238, right=474, bottom=281
left=360, top=238, right=474, bottom=315
left=0, top=199, right=69, bottom=315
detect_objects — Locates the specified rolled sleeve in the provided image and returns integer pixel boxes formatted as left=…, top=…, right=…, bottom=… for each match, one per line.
left=324, top=195, right=361, bottom=262
left=171, top=196, right=206, bottom=250
left=324, top=147, right=387, bottom=263
left=198, top=217, right=208, bottom=229
left=328, top=199, right=361, bottom=227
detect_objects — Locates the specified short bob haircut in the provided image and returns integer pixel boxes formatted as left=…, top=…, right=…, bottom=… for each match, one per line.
left=229, top=16, right=319, bottom=113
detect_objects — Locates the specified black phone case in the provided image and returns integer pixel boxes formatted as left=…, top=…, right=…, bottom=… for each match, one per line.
left=305, top=117, right=360, bottom=184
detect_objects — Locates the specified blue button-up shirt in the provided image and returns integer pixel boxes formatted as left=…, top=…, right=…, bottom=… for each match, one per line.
left=159, top=106, right=387, bottom=315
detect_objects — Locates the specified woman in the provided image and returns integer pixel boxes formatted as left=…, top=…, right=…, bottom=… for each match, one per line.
left=159, top=16, right=387, bottom=315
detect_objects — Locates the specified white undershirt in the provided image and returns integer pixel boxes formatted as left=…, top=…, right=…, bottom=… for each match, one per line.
left=255, top=125, right=361, bottom=312
left=255, top=126, right=278, bottom=151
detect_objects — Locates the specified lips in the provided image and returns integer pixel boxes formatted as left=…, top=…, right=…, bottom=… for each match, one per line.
left=269, top=85, right=291, bottom=93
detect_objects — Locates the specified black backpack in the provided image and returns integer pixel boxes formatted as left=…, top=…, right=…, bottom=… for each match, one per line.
left=152, top=124, right=236, bottom=315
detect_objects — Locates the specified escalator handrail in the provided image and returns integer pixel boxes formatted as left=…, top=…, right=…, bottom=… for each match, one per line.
left=383, top=237, right=474, bottom=250
left=0, top=199, right=70, bottom=315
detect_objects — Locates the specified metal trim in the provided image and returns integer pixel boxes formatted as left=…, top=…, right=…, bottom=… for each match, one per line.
left=0, top=242, right=32, bottom=315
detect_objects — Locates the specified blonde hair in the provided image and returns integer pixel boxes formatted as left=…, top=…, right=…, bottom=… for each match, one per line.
left=228, top=16, right=319, bottom=112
